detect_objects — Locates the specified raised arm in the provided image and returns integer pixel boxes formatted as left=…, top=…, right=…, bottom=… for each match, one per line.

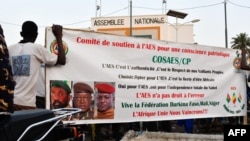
left=240, top=48, right=250, bottom=70
left=52, top=24, right=66, bottom=65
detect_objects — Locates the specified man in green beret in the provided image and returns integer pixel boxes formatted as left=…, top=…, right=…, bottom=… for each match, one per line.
left=50, top=80, right=72, bottom=109
left=73, top=82, right=94, bottom=120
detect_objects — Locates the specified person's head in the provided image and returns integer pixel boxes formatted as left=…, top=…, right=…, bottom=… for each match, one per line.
left=20, top=21, right=38, bottom=42
left=95, top=83, right=115, bottom=112
left=50, top=80, right=71, bottom=109
left=73, top=82, right=93, bottom=112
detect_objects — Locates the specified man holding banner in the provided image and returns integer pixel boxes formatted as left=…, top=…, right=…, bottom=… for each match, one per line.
left=240, top=48, right=250, bottom=124
left=8, top=21, right=66, bottom=110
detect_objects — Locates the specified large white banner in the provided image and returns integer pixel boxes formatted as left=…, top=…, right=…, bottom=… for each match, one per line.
left=45, top=27, right=247, bottom=124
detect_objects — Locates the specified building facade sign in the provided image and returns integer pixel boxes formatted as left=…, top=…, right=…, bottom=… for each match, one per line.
left=91, top=14, right=195, bottom=44
left=93, top=16, right=165, bottom=26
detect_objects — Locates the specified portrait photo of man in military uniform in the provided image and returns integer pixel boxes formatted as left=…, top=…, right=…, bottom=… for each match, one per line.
left=50, top=80, right=72, bottom=109
left=94, top=82, right=115, bottom=119
left=72, top=82, right=94, bottom=120
left=93, top=82, right=116, bottom=141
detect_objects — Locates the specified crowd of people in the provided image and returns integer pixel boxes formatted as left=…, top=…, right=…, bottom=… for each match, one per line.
left=0, top=20, right=249, bottom=141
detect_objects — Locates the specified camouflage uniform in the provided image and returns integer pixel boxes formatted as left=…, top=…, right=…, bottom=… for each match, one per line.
left=0, top=25, right=15, bottom=141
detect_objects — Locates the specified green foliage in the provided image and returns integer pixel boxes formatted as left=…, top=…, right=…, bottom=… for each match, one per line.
left=231, top=33, right=250, bottom=50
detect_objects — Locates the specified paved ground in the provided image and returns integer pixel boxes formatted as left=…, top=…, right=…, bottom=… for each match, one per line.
left=68, top=116, right=250, bottom=141
left=81, top=119, right=223, bottom=141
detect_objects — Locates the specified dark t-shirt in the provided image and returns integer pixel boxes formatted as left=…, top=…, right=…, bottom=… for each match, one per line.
left=0, top=35, right=15, bottom=113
